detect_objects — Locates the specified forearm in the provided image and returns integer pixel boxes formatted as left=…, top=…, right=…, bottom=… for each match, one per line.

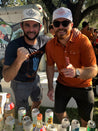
left=46, top=64, right=54, bottom=91
left=77, top=65, right=97, bottom=79
left=3, top=58, right=23, bottom=82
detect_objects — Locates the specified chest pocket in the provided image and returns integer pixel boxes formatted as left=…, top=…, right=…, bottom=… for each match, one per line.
left=68, top=50, right=80, bottom=55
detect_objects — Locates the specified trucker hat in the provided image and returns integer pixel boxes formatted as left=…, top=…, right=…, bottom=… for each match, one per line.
left=22, top=8, right=41, bottom=23
left=52, top=7, right=73, bottom=22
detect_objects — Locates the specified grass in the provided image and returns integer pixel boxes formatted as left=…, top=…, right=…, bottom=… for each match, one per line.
left=39, top=96, right=98, bottom=128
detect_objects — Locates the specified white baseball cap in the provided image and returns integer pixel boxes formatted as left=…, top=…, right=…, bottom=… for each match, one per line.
left=22, top=8, right=41, bottom=23
left=52, top=7, right=73, bottom=22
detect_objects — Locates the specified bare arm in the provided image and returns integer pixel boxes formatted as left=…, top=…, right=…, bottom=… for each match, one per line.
left=46, top=63, right=55, bottom=101
left=2, top=47, right=29, bottom=82
left=60, top=64, right=97, bottom=79
left=77, top=65, right=97, bottom=79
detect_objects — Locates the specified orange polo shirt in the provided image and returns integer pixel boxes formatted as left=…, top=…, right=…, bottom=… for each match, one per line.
left=45, top=33, right=96, bottom=88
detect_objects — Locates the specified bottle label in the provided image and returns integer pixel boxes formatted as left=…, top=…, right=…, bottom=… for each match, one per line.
left=10, top=102, right=15, bottom=110
left=5, top=102, right=15, bottom=110
left=87, top=126, right=95, bottom=131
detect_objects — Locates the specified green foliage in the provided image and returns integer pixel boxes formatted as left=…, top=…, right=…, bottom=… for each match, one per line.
left=83, top=0, right=98, bottom=26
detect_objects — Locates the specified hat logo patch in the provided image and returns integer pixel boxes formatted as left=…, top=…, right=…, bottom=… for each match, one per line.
left=26, top=9, right=36, bottom=17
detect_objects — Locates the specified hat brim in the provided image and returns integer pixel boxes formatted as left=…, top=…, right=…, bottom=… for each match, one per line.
left=22, top=18, right=40, bottom=23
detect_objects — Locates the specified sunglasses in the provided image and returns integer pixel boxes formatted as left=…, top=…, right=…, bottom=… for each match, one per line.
left=53, top=20, right=71, bottom=28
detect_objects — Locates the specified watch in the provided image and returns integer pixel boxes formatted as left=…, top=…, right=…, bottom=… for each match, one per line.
left=75, top=69, right=80, bottom=78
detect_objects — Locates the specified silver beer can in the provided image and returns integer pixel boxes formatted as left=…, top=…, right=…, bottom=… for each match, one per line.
left=18, top=107, right=26, bottom=125
left=71, top=119, right=80, bottom=131
left=45, top=109, right=54, bottom=126
left=47, top=124, right=57, bottom=131
left=61, top=118, right=70, bottom=131
left=87, top=120, right=96, bottom=131
left=23, top=120, right=33, bottom=131
left=23, top=116, right=31, bottom=127
left=31, top=108, right=40, bottom=127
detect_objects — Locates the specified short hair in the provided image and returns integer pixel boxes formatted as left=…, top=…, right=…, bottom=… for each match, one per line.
left=49, top=24, right=53, bottom=30
left=82, top=21, right=89, bottom=28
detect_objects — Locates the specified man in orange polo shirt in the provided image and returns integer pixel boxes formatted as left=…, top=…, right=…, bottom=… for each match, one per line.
left=45, top=7, right=97, bottom=127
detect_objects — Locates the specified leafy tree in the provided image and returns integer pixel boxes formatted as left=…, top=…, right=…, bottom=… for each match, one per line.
left=41, top=0, right=98, bottom=27
left=1, top=0, right=98, bottom=27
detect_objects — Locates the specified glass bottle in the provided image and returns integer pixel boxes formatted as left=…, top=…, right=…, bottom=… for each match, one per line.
left=4, top=93, right=15, bottom=120
left=33, top=113, right=46, bottom=131
left=0, top=95, right=4, bottom=130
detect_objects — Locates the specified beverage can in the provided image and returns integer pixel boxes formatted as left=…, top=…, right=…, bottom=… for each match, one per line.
left=87, top=120, right=96, bottom=131
left=58, top=124, right=68, bottom=131
left=18, top=107, right=26, bottom=125
left=47, top=124, right=57, bottom=131
left=23, top=116, right=31, bottom=127
left=61, top=118, right=70, bottom=131
left=71, top=119, right=80, bottom=131
left=31, top=108, right=40, bottom=127
left=23, top=120, right=33, bottom=131
left=45, top=109, right=53, bottom=126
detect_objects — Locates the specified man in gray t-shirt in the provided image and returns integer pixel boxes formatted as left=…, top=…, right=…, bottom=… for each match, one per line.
left=2, top=8, right=49, bottom=112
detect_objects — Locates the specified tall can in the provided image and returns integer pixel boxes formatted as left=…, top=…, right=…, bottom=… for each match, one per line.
left=45, top=109, right=53, bottom=126
left=60, top=118, right=70, bottom=131
left=87, top=120, right=96, bottom=131
left=31, top=108, right=40, bottom=127
left=71, top=119, right=80, bottom=131
left=18, top=107, right=26, bottom=125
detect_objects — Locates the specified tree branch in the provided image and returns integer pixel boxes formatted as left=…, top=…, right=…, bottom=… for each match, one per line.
left=41, top=0, right=56, bottom=14
left=81, top=3, right=98, bottom=19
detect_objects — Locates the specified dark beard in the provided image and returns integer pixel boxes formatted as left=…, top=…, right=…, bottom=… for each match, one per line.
left=56, top=29, right=71, bottom=40
left=24, top=32, right=39, bottom=41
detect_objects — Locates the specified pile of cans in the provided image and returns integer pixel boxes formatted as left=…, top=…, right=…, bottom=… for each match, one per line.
left=17, top=107, right=54, bottom=131
left=17, top=107, right=97, bottom=131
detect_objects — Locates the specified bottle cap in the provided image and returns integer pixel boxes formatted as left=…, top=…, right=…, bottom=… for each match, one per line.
left=6, top=93, right=11, bottom=98
left=37, top=113, right=42, bottom=120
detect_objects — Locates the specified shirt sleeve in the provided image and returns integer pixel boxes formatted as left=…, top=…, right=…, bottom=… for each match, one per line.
left=45, top=40, right=55, bottom=66
left=80, top=35, right=96, bottom=67
left=4, top=42, right=17, bottom=66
